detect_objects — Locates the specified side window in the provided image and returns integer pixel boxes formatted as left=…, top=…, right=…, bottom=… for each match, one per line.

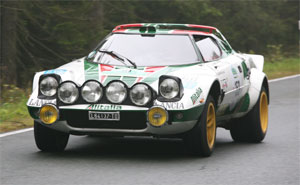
left=194, top=36, right=221, bottom=62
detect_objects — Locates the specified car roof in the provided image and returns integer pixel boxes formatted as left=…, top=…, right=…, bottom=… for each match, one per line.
left=112, top=23, right=218, bottom=36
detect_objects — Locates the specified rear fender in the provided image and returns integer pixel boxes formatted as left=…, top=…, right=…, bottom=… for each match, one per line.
left=248, top=68, right=269, bottom=110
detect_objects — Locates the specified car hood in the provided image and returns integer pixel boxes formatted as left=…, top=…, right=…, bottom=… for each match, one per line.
left=29, top=57, right=217, bottom=110
left=49, top=58, right=213, bottom=87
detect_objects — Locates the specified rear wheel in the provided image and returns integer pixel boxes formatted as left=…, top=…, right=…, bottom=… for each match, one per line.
left=34, top=121, right=69, bottom=152
left=230, top=87, right=269, bottom=142
left=184, top=95, right=216, bottom=157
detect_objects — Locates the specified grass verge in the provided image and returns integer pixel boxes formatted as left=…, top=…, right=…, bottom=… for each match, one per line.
left=0, top=57, right=299, bottom=133
left=0, top=85, right=33, bottom=133
left=264, top=57, right=300, bottom=79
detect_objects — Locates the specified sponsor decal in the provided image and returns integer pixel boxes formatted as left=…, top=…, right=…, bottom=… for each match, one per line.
left=234, top=80, right=241, bottom=96
left=190, top=87, right=203, bottom=105
left=87, top=104, right=122, bottom=110
left=231, top=68, right=237, bottom=75
left=221, top=78, right=228, bottom=89
left=154, top=102, right=185, bottom=110
left=238, top=66, right=242, bottom=73
left=28, top=98, right=56, bottom=107
left=44, top=69, right=66, bottom=75
left=235, top=80, right=240, bottom=88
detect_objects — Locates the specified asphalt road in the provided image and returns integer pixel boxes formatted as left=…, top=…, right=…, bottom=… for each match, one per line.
left=1, top=76, right=299, bottom=185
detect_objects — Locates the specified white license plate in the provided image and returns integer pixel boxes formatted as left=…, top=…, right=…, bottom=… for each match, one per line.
left=88, top=111, right=120, bottom=121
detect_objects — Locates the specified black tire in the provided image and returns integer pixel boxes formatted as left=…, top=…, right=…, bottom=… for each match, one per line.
left=230, top=86, right=269, bottom=142
left=34, top=121, right=69, bottom=152
left=184, top=95, right=217, bottom=157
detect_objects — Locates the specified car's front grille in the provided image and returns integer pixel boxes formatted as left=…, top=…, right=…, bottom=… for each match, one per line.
left=61, top=110, right=147, bottom=130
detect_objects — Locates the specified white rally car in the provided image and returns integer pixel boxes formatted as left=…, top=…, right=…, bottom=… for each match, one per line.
left=27, top=23, right=269, bottom=156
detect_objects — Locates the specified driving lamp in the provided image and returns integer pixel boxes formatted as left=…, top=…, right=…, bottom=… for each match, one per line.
left=147, top=106, right=168, bottom=127
left=39, top=104, right=59, bottom=124
left=58, top=82, right=79, bottom=104
left=81, top=81, right=103, bottom=103
left=130, top=84, right=151, bottom=106
left=106, top=81, right=127, bottom=103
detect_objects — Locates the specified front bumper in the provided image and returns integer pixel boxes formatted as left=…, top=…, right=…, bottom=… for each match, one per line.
left=28, top=104, right=204, bottom=136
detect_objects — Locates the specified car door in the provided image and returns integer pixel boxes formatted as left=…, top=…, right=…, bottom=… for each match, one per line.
left=216, top=39, right=250, bottom=115
left=193, top=36, right=235, bottom=115
left=193, top=35, right=249, bottom=117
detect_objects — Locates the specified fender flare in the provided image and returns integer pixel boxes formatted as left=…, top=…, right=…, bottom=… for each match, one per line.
left=248, top=68, right=269, bottom=111
left=196, top=76, right=221, bottom=107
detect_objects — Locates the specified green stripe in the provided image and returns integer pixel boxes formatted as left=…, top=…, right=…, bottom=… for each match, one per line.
left=170, top=105, right=204, bottom=122
left=103, top=76, right=121, bottom=85
left=122, top=76, right=137, bottom=87
left=84, top=60, right=99, bottom=81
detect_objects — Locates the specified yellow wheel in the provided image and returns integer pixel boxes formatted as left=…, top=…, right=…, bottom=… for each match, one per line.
left=184, top=95, right=216, bottom=157
left=230, top=86, right=269, bottom=142
left=259, top=91, right=268, bottom=133
left=206, top=103, right=216, bottom=149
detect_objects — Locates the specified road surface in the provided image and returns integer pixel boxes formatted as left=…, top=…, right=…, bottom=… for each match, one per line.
left=1, top=76, right=299, bottom=185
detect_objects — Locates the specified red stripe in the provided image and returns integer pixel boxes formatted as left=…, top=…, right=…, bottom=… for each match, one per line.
left=113, top=24, right=143, bottom=32
left=188, top=24, right=216, bottom=33
left=100, top=64, right=114, bottom=72
left=144, top=66, right=165, bottom=73
left=136, top=77, right=143, bottom=82
left=100, top=75, right=106, bottom=83
left=99, top=64, right=113, bottom=83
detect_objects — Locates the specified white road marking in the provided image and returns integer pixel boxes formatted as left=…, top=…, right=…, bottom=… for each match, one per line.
left=0, top=128, right=33, bottom=138
left=269, top=74, right=300, bottom=83
left=0, top=74, right=299, bottom=138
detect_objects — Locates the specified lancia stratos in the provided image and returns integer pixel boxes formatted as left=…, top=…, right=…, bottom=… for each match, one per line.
left=27, top=23, right=269, bottom=156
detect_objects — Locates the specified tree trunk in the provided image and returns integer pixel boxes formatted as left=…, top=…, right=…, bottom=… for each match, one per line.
left=0, top=1, right=18, bottom=87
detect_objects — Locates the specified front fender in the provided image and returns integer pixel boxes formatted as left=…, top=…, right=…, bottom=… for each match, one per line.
left=154, top=74, right=219, bottom=119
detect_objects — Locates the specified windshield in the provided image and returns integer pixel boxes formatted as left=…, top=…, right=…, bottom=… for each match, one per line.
left=90, top=34, right=200, bottom=66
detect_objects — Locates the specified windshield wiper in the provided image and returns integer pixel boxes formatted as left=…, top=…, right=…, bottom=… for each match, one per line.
left=98, top=50, right=137, bottom=69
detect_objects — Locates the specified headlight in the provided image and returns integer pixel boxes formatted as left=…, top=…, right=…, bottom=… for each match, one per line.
left=106, top=81, right=127, bottom=103
left=58, top=82, right=79, bottom=104
left=40, top=76, right=58, bottom=96
left=130, top=84, right=151, bottom=106
left=81, top=81, right=103, bottom=103
left=159, top=78, right=179, bottom=99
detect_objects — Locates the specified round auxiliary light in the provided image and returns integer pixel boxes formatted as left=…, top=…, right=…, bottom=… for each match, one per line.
left=147, top=106, right=168, bottom=127
left=106, top=81, right=127, bottom=104
left=159, top=78, right=179, bottom=99
left=130, top=84, right=151, bottom=106
left=39, top=104, right=59, bottom=124
left=81, top=81, right=103, bottom=103
left=40, top=76, right=58, bottom=96
left=58, top=82, right=79, bottom=104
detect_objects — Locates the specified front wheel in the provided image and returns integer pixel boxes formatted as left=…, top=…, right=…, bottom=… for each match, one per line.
left=34, top=121, right=69, bottom=152
left=184, top=95, right=217, bottom=157
left=230, top=86, right=269, bottom=142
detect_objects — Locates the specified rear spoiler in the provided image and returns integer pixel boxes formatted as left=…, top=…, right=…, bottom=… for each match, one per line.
left=113, top=23, right=218, bottom=34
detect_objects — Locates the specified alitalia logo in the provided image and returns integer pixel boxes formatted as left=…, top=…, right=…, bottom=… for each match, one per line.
left=87, top=104, right=122, bottom=110
left=191, top=87, right=203, bottom=105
